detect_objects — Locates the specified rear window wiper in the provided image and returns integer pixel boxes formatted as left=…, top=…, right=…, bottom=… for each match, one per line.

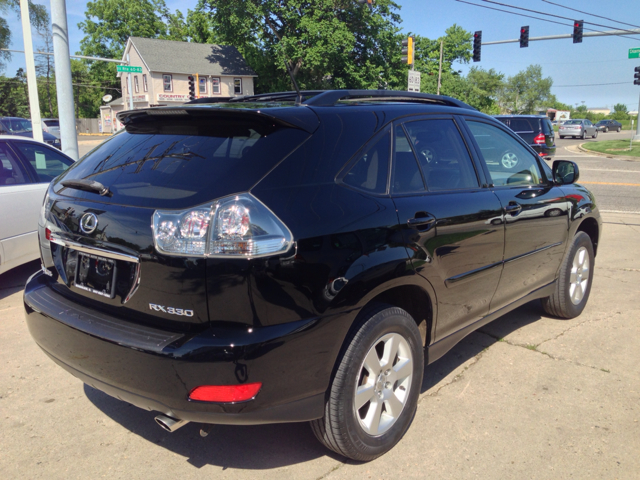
left=61, top=179, right=112, bottom=197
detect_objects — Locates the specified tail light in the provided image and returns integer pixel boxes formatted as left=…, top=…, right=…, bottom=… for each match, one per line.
left=153, top=193, right=293, bottom=258
left=534, top=133, right=546, bottom=144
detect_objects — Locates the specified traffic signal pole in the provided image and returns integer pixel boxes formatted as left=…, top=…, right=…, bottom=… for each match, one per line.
left=481, top=27, right=640, bottom=46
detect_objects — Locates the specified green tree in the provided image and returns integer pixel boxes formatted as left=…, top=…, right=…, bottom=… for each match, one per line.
left=459, top=67, right=504, bottom=113
left=497, top=65, right=552, bottom=114
left=0, top=69, right=29, bottom=117
left=193, top=0, right=405, bottom=92
left=0, top=0, right=49, bottom=72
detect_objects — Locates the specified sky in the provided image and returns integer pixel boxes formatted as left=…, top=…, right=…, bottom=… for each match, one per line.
left=3, top=0, right=640, bottom=112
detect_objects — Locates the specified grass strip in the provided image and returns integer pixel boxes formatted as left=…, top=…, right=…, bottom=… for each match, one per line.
left=581, top=140, right=640, bottom=158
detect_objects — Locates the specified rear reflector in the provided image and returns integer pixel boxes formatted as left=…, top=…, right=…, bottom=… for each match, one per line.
left=45, top=228, right=52, bottom=241
left=534, top=133, right=546, bottom=144
left=189, top=383, right=262, bottom=403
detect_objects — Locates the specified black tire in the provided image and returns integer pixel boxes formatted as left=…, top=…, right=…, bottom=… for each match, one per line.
left=617, top=127, right=621, bottom=132
left=542, top=232, right=594, bottom=319
left=581, top=130, right=586, bottom=140
left=593, top=130, right=598, bottom=139
left=559, top=135, right=565, bottom=139
left=310, top=304, right=424, bottom=461
left=604, top=127, right=608, bottom=133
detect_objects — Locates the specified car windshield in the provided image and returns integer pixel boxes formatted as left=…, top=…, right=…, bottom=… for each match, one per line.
left=563, top=120, right=582, bottom=125
left=43, top=120, right=59, bottom=127
left=4, top=118, right=33, bottom=133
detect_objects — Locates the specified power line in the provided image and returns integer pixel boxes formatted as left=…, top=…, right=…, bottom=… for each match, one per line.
left=456, top=0, right=640, bottom=42
left=553, top=82, right=629, bottom=87
left=540, top=0, right=640, bottom=30
left=480, top=0, right=640, bottom=38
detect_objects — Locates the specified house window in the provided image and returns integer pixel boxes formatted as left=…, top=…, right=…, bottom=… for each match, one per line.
left=163, top=74, right=172, bottom=92
left=199, top=77, right=207, bottom=95
left=134, top=76, right=139, bottom=93
left=234, top=78, right=242, bottom=95
left=212, top=77, right=220, bottom=94
left=143, top=74, right=148, bottom=92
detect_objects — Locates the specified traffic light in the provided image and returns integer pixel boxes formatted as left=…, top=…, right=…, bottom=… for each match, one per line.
left=473, top=31, right=482, bottom=62
left=187, top=75, right=195, bottom=100
left=573, top=20, right=583, bottom=43
left=634, top=66, right=640, bottom=86
left=401, top=36, right=414, bottom=66
left=520, top=26, right=529, bottom=48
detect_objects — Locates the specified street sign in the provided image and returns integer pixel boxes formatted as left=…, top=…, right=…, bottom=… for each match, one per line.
left=116, top=65, right=143, bottom=73
left=408, top=70, right=421, bottom=92
left=629, top=47, right=640, bottom=59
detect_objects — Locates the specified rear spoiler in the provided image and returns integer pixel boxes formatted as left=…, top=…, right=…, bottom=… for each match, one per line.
left=116, top=105, right=320, bottom=134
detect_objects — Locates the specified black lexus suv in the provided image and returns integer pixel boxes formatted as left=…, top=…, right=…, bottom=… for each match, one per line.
left=25, top=90, right=601, bottom=461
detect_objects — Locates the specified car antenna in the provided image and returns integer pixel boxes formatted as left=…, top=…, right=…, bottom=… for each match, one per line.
left=284, top=60, right=303, bottom=106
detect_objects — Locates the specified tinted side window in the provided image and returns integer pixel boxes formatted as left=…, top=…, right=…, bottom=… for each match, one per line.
left=391, top=125, right=424, bottom=194
left=0, top=143, right=29, bottom=186
left=404, top=119, right=479, bottom=191
left=510, top=119, right=534, bottom=132
left=343, top=128, right=390, bottom=194
left=14, top=141, right=73, bottom=182
left=466, top=121, right=544, bottom=187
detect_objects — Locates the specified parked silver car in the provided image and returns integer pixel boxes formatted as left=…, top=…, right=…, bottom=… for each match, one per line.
left=558, top=119, right=598, bottom=139
left=41, top=118, right=61, bottom=139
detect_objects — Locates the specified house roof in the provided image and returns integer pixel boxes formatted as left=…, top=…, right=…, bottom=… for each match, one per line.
left=124, top=37, right=257, bottom=77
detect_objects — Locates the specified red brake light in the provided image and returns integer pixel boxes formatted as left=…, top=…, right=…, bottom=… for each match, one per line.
left=189, top=383, right=262, bottom=403
left=534, top=133, right=546, bottom=144
left=45, top=227, right=52, bottom=241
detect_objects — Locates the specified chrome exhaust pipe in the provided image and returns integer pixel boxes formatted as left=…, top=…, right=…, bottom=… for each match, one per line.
left=154, top=414, right=189, bottom=432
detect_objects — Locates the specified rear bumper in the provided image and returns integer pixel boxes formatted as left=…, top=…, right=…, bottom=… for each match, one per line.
left=24, top=271, right=350, bottom=424
left=531, top=143, right=556, bottom=157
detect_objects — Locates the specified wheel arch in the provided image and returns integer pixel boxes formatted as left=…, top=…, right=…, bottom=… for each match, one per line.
left=576, top=217, right=600, bottom=256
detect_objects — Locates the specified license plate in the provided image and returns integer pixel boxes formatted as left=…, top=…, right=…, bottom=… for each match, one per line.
left=74, top=252, right=117, bottom=298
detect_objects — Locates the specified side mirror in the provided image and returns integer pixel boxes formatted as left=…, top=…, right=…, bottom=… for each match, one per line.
left=552, top=160, right=580, bottom=185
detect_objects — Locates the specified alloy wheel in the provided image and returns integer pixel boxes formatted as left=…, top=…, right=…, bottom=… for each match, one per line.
left=570, top=246, right=590, bottom=305
left=354, top=333, right=413, bottom=436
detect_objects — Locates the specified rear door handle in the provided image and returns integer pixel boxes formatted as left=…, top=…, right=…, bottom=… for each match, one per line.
left=504, top=202, right=522, bottom=215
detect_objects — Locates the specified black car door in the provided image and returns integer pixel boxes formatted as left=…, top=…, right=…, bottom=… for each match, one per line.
left=390, top=117, right=505, bottom=340
left=461, top=118, right=570, bottom=311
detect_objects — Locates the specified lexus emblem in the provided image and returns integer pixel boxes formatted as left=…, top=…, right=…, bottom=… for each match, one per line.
left=80, top=213, right=98, bottom=234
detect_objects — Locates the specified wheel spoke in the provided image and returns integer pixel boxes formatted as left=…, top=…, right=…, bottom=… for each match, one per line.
left=363, top=348, right=382, bottom=377
left=381, top=335, right=399, bottom=368
left=355, top=384, right=375, bottom=410
left=385, top=392, right=405, bottom=418
left=392, top=357, right=413, bottom=383
left=365, top=398, right=384, bottom=435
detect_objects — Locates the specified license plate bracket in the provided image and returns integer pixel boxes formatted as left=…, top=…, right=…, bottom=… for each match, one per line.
left=74, top=252, right=117, bottom=298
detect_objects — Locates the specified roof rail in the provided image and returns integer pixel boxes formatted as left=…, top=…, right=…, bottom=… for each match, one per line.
left=183, top=89, right=476, bottom=110
left=228, top=91, right=326, bottom=103
left=304, top=90, right=476, bottom=110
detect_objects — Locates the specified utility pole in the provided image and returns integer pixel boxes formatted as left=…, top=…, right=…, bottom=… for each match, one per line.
left=51, top=0, right=79, bottom=160
left=19, top=0, right=43, bottom=143
left=437, top=40, right=444, bottom=96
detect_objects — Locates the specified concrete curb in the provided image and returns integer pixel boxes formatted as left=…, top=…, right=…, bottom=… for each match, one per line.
left=576, top=142, right=640, bottom=162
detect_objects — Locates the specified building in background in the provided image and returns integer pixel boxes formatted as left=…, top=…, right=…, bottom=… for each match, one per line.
left=100, top=37, right=257, bottom=133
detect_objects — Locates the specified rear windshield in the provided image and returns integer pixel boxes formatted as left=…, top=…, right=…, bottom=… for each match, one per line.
left=44, top=120, right=60, bottom=127
left=54, top=116, right=309, bottom=208
left=563, top=120, right=581, bottom=125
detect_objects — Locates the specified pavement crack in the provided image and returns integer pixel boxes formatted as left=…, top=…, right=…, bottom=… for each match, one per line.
left=315, top=460, right=347, bottom=480
left=537, top=311, right=621, bottom=348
